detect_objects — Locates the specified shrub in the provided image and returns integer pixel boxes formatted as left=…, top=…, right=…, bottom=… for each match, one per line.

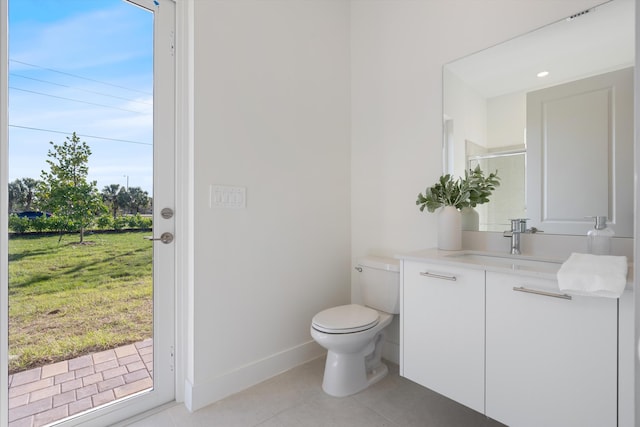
left=48, top=216, right=74, bottom=233
left=96, top=214, right=113, bottom=230
left=113, top=216, right=129, bottom=231
left=125, top=213, right=152, bottom=229
left=8, top=214, right=31, bottom=233
left=127, top=214, right=141, bottom=229
left=139, top=216, right=152, bottom=229
left=30, top=216, right=50, bottom=233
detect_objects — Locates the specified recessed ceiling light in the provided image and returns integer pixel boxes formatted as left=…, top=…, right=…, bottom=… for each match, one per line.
left=537, top=71, right=549, bottom=78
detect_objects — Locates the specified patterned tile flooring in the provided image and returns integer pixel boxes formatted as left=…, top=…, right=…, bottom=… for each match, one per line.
left=8, top=339, right=153, bottom=427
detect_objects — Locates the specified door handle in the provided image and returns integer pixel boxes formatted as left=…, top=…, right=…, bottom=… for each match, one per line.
left=145, top=232, right=174, bottom=244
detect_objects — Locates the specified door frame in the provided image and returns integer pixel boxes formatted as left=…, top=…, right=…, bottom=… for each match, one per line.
left=0, top=0, right=9, bottom=424
left=173, top=0, right=194, bottom=409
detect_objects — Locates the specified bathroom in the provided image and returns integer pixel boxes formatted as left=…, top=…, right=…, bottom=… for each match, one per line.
left=153, top=0, right=640, bottom=424
left=185, top=0, right=639, bottom=424
left=1, top=0, right=637, bottom=426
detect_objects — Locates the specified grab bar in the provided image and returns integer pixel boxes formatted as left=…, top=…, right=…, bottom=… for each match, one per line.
left=513, top=286, right=572, bottom=300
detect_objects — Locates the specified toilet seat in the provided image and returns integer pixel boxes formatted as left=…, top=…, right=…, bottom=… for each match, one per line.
left=312, top=304, right=379, bottom=334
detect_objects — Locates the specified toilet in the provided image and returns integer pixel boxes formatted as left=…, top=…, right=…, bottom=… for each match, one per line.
left=310, top=256, right=400, bottom=397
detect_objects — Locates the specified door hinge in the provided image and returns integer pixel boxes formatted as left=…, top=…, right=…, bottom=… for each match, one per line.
left=169, top=345, right=175, bottom=372
left=170, top=30, right=175, bottom=57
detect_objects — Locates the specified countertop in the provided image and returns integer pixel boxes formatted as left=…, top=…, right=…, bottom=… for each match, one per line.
left=396, top=248, right=634, bottom=288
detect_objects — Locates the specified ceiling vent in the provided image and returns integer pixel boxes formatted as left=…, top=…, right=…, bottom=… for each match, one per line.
left=567, top=8, right=593, bottom=21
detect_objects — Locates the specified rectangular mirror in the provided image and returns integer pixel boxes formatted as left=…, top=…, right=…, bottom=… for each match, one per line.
left=443, top=0, right=634, bottom=237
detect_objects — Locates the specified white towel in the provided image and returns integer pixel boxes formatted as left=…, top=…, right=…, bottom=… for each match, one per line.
left=557, top=252, right=628, bottom=298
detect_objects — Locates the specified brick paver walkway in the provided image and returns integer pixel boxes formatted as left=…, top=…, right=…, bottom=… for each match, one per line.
left=8, top=339, right=153, bottom=427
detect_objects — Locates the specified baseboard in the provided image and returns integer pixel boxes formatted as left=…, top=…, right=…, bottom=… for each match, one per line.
left=184, top=340, right=324, bottom=412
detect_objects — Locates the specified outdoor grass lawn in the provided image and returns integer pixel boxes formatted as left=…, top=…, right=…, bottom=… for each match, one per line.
left=8, top=231, right=152, bottom=374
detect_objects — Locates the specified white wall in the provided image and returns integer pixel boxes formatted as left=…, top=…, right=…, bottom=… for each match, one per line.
left=443, top=68, right=488, bottom=177
left=350, top=0, right=605, bottom=363
left=487, top=92, right=526, bottom=149
left=189, top=0, right=351, bottom=410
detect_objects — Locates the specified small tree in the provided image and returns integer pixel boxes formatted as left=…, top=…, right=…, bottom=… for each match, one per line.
left=36, top=132, right=106, bottom=243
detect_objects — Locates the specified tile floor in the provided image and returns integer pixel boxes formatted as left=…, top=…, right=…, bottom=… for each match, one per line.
left=125, top=357, right=505, bottom=427
left=8, top=339, right=153, bottom=427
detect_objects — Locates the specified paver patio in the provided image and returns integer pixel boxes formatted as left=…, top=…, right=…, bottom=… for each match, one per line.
left=8, top=339, right=153, bottom=427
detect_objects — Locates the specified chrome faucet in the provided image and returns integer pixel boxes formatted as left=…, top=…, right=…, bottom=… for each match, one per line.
left=503, top=219, right=541, bottom=255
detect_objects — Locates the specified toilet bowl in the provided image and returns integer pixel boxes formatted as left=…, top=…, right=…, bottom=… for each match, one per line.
left=310, top=257, right=400, bottom=397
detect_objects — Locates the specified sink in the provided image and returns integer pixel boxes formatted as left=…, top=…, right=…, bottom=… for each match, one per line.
left=443, top=251, right=564, bottom=271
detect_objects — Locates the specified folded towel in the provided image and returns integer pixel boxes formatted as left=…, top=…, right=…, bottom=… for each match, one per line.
left=557, top=252, right=628, bottom=298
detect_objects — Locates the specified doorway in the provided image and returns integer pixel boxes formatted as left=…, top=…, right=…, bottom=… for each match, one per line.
left=1, top=0, right=175, bottom=425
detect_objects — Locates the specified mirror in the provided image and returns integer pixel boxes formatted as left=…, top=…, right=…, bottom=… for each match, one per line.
left=443, top=0, right=634, bottom=236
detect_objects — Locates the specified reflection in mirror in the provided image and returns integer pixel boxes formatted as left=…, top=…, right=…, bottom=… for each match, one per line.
left=443, top=0, right=634, bottom=236
left=466, top=141, right=526, bottom=232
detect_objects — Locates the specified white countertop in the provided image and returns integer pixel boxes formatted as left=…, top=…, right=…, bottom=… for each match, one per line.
left=397, top=248, right=634, bottom=287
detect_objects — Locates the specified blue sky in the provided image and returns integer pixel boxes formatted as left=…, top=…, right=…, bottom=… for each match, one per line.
left=8, top=0, right=154, bottom=193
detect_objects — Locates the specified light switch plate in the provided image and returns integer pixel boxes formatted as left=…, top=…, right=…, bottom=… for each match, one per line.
left=210, top=185, right=246, bottom=209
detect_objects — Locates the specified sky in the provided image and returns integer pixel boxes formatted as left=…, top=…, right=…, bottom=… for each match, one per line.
left=8, top=0, right=154, bottom=194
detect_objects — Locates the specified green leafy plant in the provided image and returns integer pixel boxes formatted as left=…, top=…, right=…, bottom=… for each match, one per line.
left=416, top=174, right=468, bottom=212
left=464, top=165, right=500, bottom=207
left=416, top=166, right=500, bottom=213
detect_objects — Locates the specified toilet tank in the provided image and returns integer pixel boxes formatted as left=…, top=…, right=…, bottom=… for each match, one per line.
left=358, top=256, right=400, bottom=314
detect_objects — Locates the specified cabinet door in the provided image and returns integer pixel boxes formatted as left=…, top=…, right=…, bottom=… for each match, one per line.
left=486, top=271, right=617, bottom=427
left=402, top=261, right=485, bottom=413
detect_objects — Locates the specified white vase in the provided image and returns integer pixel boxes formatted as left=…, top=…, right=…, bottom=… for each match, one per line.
left=438, top=206, right=462, bottom=250
left=461, top=206, right=479, bottom=231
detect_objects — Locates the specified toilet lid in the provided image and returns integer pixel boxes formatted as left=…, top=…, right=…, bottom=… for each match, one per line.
left=312, top=304, right=379, bottom=334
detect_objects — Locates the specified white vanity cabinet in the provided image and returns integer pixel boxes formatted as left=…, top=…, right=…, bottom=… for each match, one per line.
left=485, top=271, right=618, bottom=427
left=401, top=261, right=485, bottom=413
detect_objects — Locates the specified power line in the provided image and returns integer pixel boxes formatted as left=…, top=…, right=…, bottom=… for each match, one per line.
left=9, top=86, right=150, bottom=115
left=10, top=73, right=152, bottom=107
left=9, top=124, right=152, bottom=146
left=9, top=59, right=152, bottom=96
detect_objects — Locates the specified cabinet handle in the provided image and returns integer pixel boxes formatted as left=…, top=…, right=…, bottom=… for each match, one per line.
left=420, top=272, right=457, bottom=281
left=513, top=286, right=572, bottom=300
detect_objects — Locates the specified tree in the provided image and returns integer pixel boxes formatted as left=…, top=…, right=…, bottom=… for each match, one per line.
left=101, top=184, right=122, bottom=219
left=117, top=187, right=132, bottom=215
left=36, top=132, right=106, bottom=243
left=126, top=187, right=150, bottom=214
left=8, top=178, right=42, bottom=213
left=20, top=177, right=40, bottom=211
left=8, top=180, right=23, bottom=213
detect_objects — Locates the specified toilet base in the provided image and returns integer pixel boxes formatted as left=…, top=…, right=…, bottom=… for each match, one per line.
left=321, top=348, right=389, bottom=397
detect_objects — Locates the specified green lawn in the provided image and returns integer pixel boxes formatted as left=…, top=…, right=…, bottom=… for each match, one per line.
left=8, top=231, right=152, bottom=374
